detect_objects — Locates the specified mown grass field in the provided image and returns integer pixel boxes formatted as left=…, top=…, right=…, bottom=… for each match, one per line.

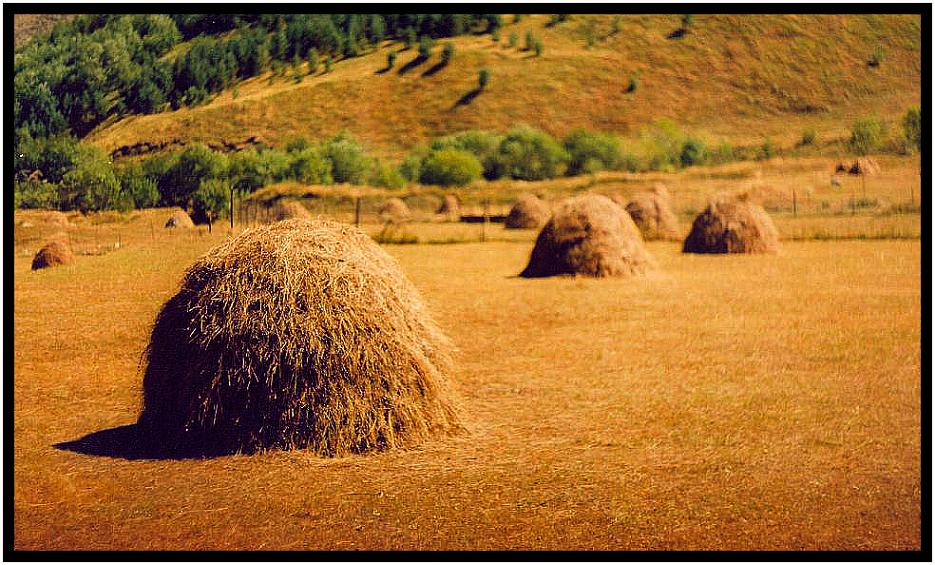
left=12, top=160, right=922, bottom=549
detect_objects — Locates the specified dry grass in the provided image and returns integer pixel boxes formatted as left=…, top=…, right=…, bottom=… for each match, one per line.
left=13, top=222, right=921, bottom=549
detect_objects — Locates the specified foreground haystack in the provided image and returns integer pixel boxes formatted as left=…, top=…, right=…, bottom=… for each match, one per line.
left=379, top=198, right=411, bottom=222
left=32, top=237, right=74, bottom=270
left=682, top=194, right=780, bottom=254
left=139, top=219, right=460, bottom=456
left=273, top=201, right=311, bottom=222
left=520, top=194, right=654, bottom=278
left=437, top=194, right=460, bottom=221
left=164, top=209, right=195, bottom=229
left=625, top=185, right=680, bottom=241
left=505, top=194, right=551, bottom=229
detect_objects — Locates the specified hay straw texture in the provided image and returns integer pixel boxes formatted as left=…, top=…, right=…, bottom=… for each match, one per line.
left=625, top=185, right=680, bottom=241
left=379, top=198, right=411, bottom=222
left=139, top=219, right=460, bottom=456
left=437, top=194, right=460, bottom=221
left=32, top=237, right=74, bottom=270
left=505, top=194, right=551, bottom=229
left=520, top=194, right=654, bottom=278
left=682, top=194, right=780, bottom=254
left=273, top=201, right=312, bottom=222
left=165, top=209, right=195, bottom=229
left=848, top=157, right=881, bottom=176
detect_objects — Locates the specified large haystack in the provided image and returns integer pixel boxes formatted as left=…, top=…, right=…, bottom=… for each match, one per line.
left=505, top=194, right=551, bottom=229
left=437, top=194, right=461, bottom=221
left=273, top=201, right=312, bottom=222
left=32, top=237, right=74, bottom=270
left=379, top=198, right=411, bottom=222
left=139, top=219, right=460, bottom=457
left=165, top=209, right=195, bottom=229
left=682, top=194, right=780, bottom=254
left=520, top=194, right=654, bottom=278
left=625, top=187, right=680, bottom=241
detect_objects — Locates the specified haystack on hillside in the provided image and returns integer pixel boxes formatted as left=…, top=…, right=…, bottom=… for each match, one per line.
left=379, top=198, right=411, bottom=222
left=32, top=237, right=74, bottom=270
left=682, top=194, right=780, bottom=254
left=139, top=219, right=460, bottom=456
left=273, top=201, right=311, bottom=222
left=165, top=209, right=195, bottom=229
left=520, top=194, right=654, bottom=278
left=437, top=194, right=460, bottom=221
left=505, top=194, right=551, bottom=229
left=625, top=187, right=680, bottom=241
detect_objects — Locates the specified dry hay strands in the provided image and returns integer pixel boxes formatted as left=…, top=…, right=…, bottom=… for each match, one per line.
left=520, top=194, right=655, bottom=278
left=139, top=219, right=460, bottom=457
left=379, top=198, right=412, bottom=222
left=436, top=194, right=461, bottom=221
left=504, top=194, right=551, bottom=229
left=164, top=209, right=195, bottom=229
left=682, top=194, right=780, bottom=254
left=32, top=237, right=74, bottom=270
left=848, top=157, right=881, bottom=176
left=625, top=188, right=680, bottom=241
left=272, top=200, right=312, bottom=222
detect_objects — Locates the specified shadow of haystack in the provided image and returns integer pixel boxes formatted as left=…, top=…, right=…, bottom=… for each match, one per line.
left=53, top=424, right=226, bottom=461
left=451, top=88, right=482, bottom=109
left=421, top=60, right=448, bottom=77
left=397, top=54, right=427, bottom=75
left=667, top=27, right=687, bottom=39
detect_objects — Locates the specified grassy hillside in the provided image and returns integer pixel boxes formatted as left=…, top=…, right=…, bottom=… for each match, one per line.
left=87, top=14, right=922, bottom=160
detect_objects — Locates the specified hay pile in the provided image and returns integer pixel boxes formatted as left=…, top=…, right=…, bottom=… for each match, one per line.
left=379, top=198, right=411, bottom=222
left=520, top=194, right=654, bottom=278
left=437, top=194, right=460, bottom=221
left=32, top=237, right=74, bottom=270
left=505, top=194, right=551, bottom=229
left=139, top=219, right=460, bottom=456
left=625, top=185, right=680, bottom=241
left=682, top=194, right=780, bottom=254
left=165, top=209, right=195, bottom=229
left=848, top=157, right=881, bottom=176
left=273, top=201, right=312, bottom=222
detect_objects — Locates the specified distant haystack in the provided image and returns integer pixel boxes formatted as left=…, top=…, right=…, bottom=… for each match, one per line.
left=625, top=185, right=680, bottom=241
left=682, top=194, right=780, bottom=254
left=32, top=237, right=74, bottom=270
left=165, top=209, right=195, bottom=229
left=504, top=194, right=551, bottom=229
left=379, top=198, right=411, bottom=222
left=139, top=219, right=460, bottom=456
left=273, top=201, right=311, bottom=222
left=437, top=194, right=461, bottom=221
left=848, top=157, right=881, bottom=176
left=520, top=194, right=654, bottom=278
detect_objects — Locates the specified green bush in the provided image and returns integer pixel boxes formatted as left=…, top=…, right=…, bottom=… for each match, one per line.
left=478, top=68, right=491, bottom=89
left=307, top=48, right=319, bottom=73
left=868, top=45, right=885, bottom=67
left=387, top=51, right=397, bottom=68
left=431, top=130, right=503, bottom=180
left=419, top=148, right=483, bottom=186
left=158, top=143, right=229, bottom=205
left=627, top=74, right=638, bottom=93
left=508, top=31, right=518, bottom=48
left=404, top=27, right=417, bottom=49
left=321, top=131, right=369, bottom=184
left=118, top=163, right=160, bottom=208
left=646, top=119, right=686, bottom=170
left=14, top=134, right=83, bottom=184
left=757, top=139, right=776, bottom=161
left=14, top=179, right=58, bottom=209
left=849, top=115, right=885, bottom=155
left=564, top=130, right=625, bottom=175
left=418, top=35, right=435, bottom=59
left=288, top=148, right=333, bottom=184
left=369, top=161, right=407, bottom=189
left=525, top=31, right=535, bottom=51
left=192, top=178, right=230, bottom=223
left=492, top=28, right=501, bottom=43
left=679, top=138, right=706, bottom=167
left=58, top=150, right=127, bottom=212
left=902, top=106, right=921, bottom=151
left=800, top=128, right=817, bottom=146
left=399, top=148, right=429, bottom=182
left=533, top=39, right=544, bottom=57
left=492, top=126, right=569, bottom=180
left=441, top=42, right=455, bottom=64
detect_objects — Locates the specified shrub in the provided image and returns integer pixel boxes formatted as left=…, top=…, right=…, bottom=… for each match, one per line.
left=478, top=68, right=491, bottom=89
left=399, top=148, right=429, bottom=182
left=387, top=51, right=397, bottom=68
left=627, top=74, right=638, bottom=93
left=611, top=16, right=622, bottom=35
left=15, top=134, right=83, bottom=184
left=118, top=163, right=160, bottom=208
left=757, top=139, right=776, bottom=161
left=525, top=31, right=535, bottom=51
left=646, top=119, right=686, bottom=169
left=441, top=42, right=455, bottom=64
left=289, top=148, right=333, bottom=184
left=533, top=39, right=544, bottom=57
left=419, top=148, right=483, bottom=186
left=492, top=28, right=501, bottom=43
left=868, top=45, right=885, bottom=67
left=800, top=128, right=817, bottom=146
left=192, top=178, right=230, bottom=223
left=682, top=14, right=694, bottom=28
left=322, top=131, right=369, bottom=184
left=14, top=179, right=58, bottom=209
left=370, top=161, right=407, bottom=189
left=708, top=142, right=735, bottom=164
left=492, top=126, right=569, bottom=180
left=849, top=115, right=885, bottom=155
left=903, top=106, right=921, bottom=151
left=307, top=47, right=319, bottom=73
left=404, top=27, right=417, bottom=49
left=564, top=130, right=625, bottom=175
left=431, top=130, right=503, bottom=180
left=228, top=148, right=289, bottom=192
left=324, top=56, right=333, bottom=73
left=158, top=143, right=229, bottom=206
left=508, top=31, right=518, bottom=48
left=418, top=35, right=435, bottom=59
left=58, top=151, right=127, bottom=212
left=679, top=137, right=706, bottom=167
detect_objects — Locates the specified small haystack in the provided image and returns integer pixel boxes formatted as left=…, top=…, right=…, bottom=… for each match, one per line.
left=520, top=194, right=654, bottom=278
left=682, top=194, right=780, bottom=254
left=139, top=219, right=460, bottom=456
left=437, top=194, right=461, bottom=221
left=625, top=186, right=680, bottom=241
left=32, top=237, right=74, bottom=270
left=273, top=201, right=312, bottom=222
left=165, top=209, right=195, bottom=229
left=43, top=211, right=70, bottom=227
left=848, top=157, right=881, bottom=176
left=504, top=194, right=551, bottom=229
left=379, top=198, right=411, bottom=222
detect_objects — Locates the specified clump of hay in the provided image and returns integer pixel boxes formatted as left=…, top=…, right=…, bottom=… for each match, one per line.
left=164, top=209, right=195, bottom=229
left=436, top=194, right=461, bottom=221
left=379, top=198, right=411, bottom=222
left=272, top=201, right=312, bottom=222
left=848, top=157, right=881, bottom=176
left=520, top=194, right=654, bottom=278
left=625, top=186, right=680, bottom=241
left=682, top=194, right=780, bottom=254
left=32, top=237, right=74, bottom=270
left=504, top=194, right=551, bottom=229
left=138, top=219, right=460, bottom=457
